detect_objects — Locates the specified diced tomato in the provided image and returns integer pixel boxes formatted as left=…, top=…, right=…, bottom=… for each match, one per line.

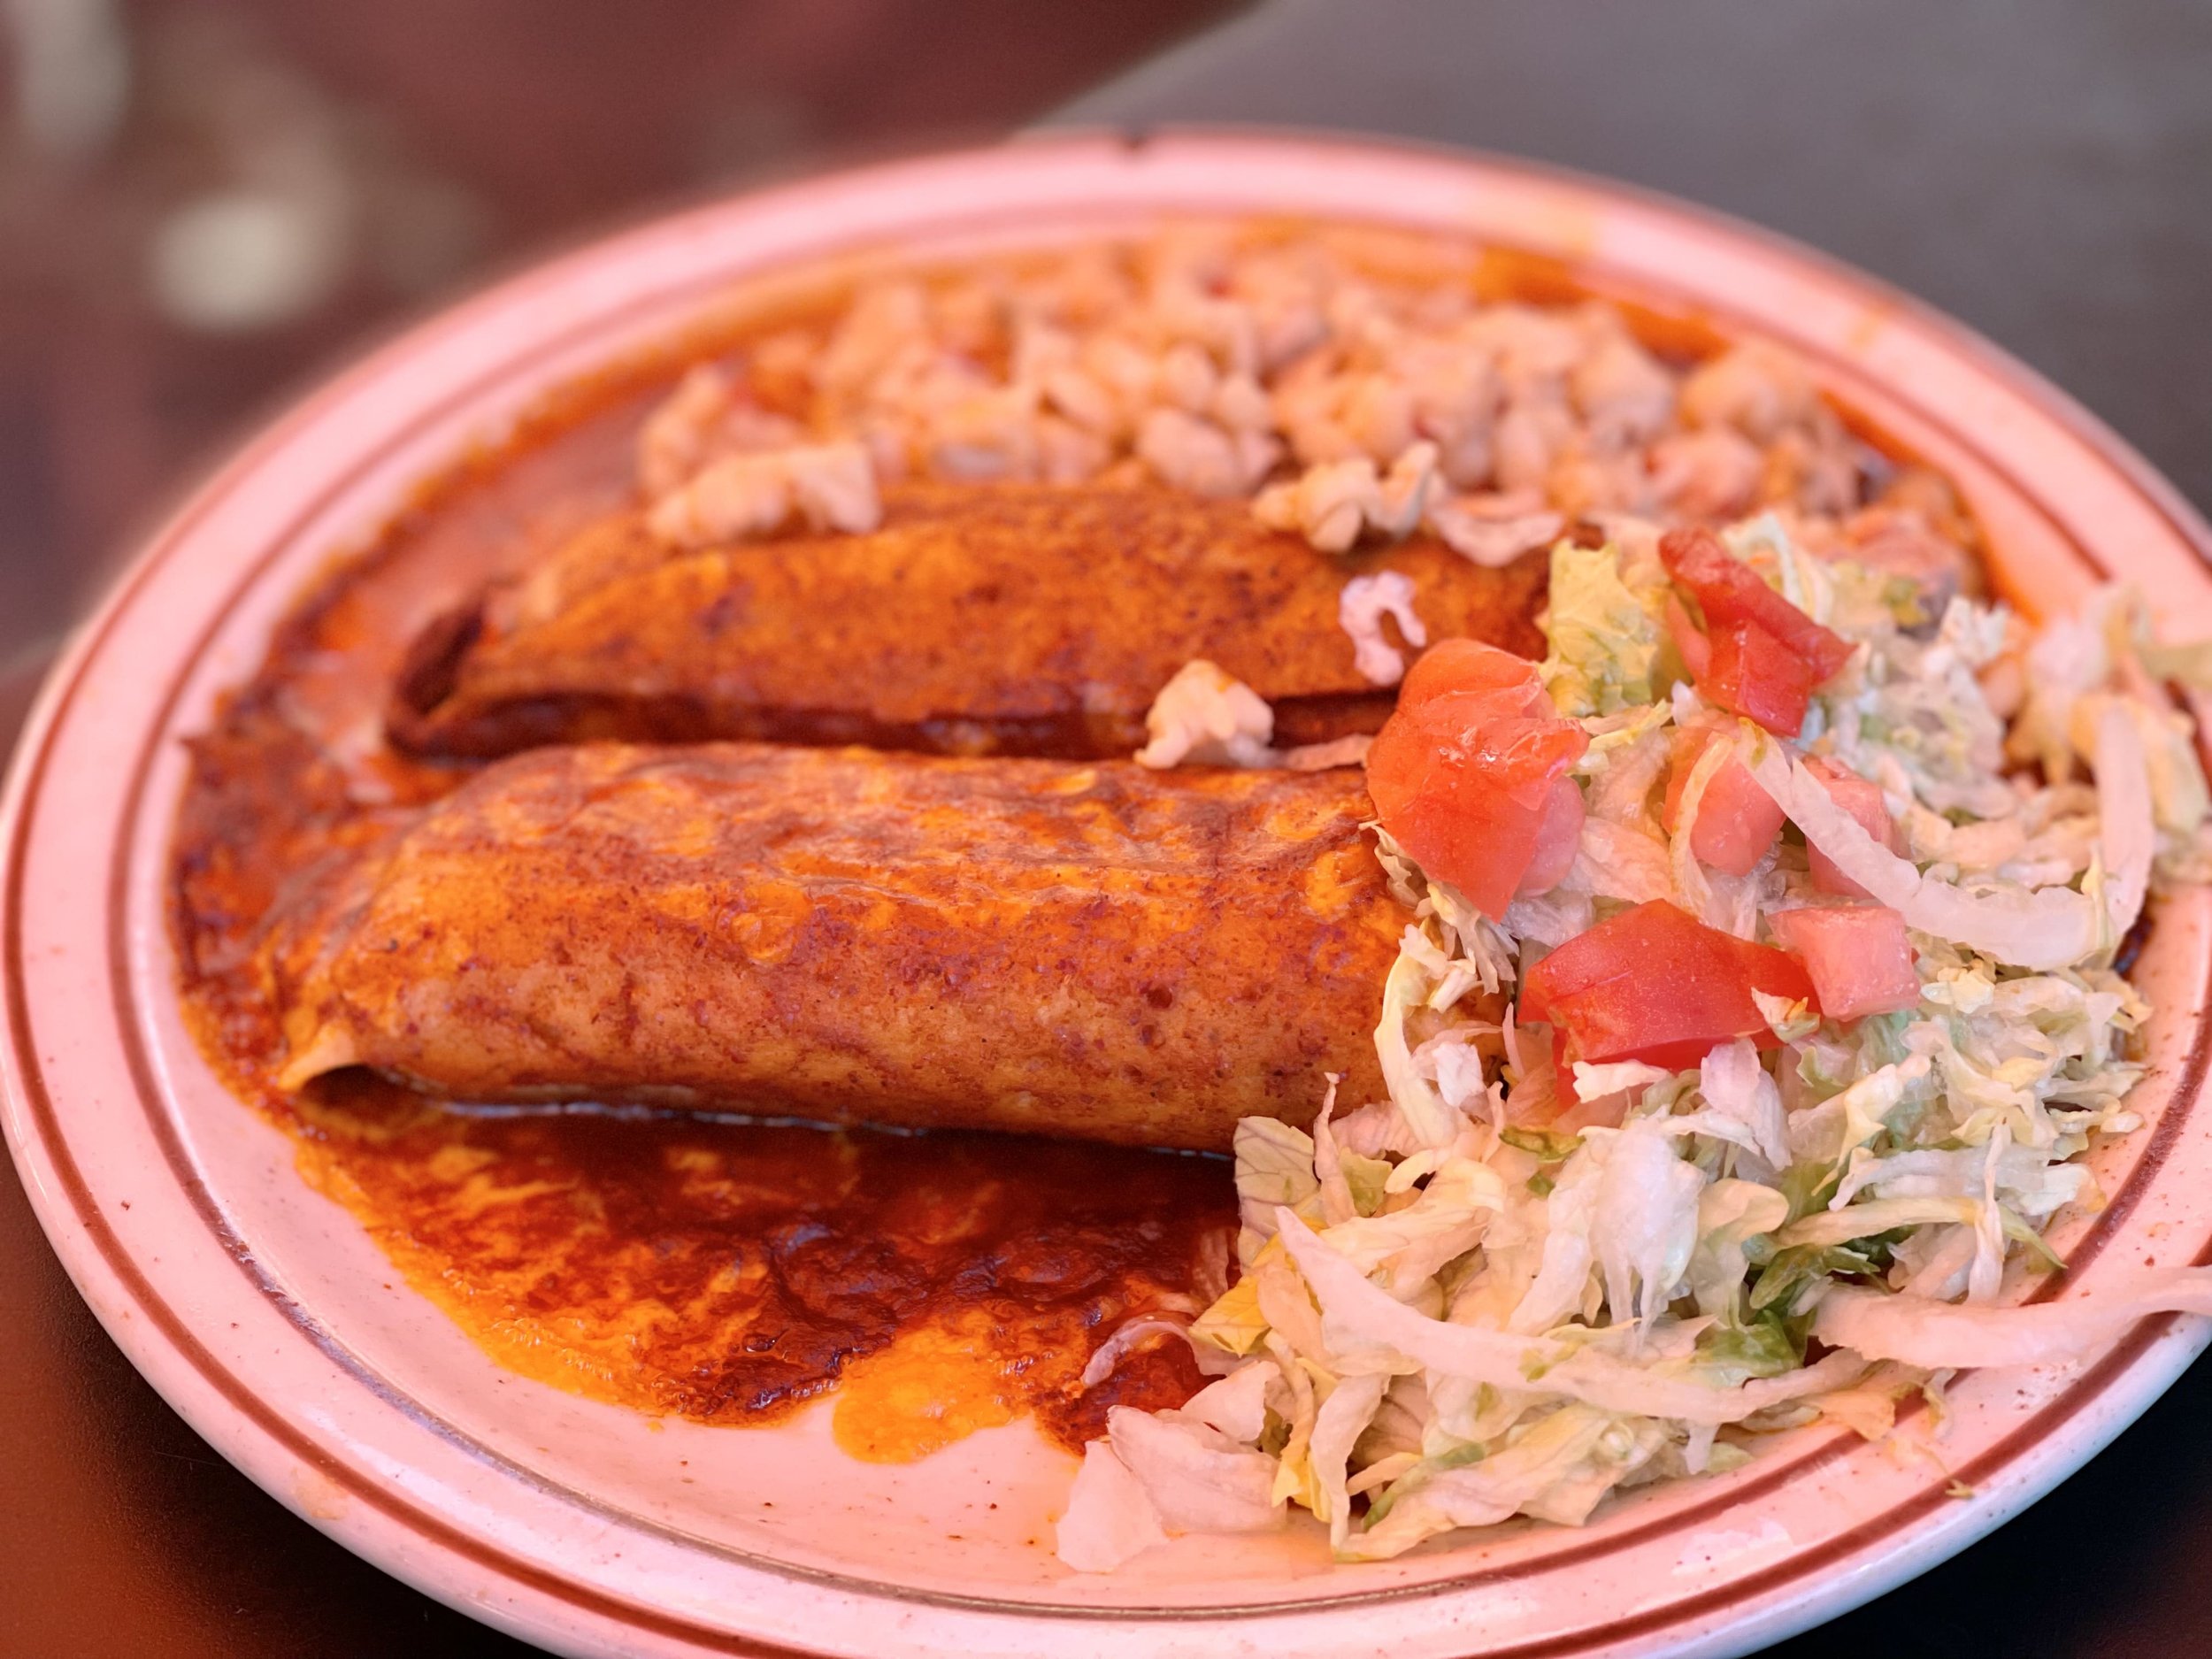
left=1522, top=773, right=1588, bottom=894
left=1520, top=899, right=1818, bottom=1071
left=1802, top=757, right=1900, bottom=897
left=1367, top=641, right=1590, bottom=919
left=1770, top=905, right=1921, bottom=1021
left=1662, top=726, right=1786, bottom=876
left=1399, top=636, right=1552, bottom=716
left=1660, top=527, right=1855, bottom=684
left=1701, top=618, right=1816, bottom=736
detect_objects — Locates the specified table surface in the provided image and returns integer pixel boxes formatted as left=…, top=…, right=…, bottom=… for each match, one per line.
left=9, top=3, right=2212, bottom=1654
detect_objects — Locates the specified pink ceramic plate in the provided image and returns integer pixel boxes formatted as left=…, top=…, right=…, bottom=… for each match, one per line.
left=6, top=133, right=2212, bottom=1659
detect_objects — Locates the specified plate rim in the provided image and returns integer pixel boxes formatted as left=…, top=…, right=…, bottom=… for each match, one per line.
left=6, top=127, right=2212, bottom=1659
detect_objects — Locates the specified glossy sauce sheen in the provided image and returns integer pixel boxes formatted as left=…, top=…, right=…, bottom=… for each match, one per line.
left=282, top=1079, right=1222, bottom=1459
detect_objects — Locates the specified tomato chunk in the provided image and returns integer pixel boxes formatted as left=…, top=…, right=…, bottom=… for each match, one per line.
left=1660, top=526, right=1855, bottom=684
left=1770, top=905, right=1921, bottom=1021
left=1802, top=757, right=1900, bottom=897
left=1522, top=772, right=1588, bottom=894
left=1367, top=641, right=1590, bottom=919
left=1662, top=726, right=1786, bottom=876
left=1520, top=899, right=1817, bottom=1071
left=1701, top=618, right=1816, bottom=736
left=1399, top=636, right=1552, bottom=715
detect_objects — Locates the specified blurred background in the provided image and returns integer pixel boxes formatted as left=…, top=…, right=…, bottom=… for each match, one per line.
left=3, top=4, right=2210, bottom=1655
left=0, top=0, right=1246, bottom=687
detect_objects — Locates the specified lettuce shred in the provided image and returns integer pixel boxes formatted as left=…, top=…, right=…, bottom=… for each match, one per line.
left=1059, top=522, right=2212, bottom=1572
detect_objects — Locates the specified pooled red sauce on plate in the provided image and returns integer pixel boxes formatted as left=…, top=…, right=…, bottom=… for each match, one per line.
left=276, top=1077, right=1225, bottom=1460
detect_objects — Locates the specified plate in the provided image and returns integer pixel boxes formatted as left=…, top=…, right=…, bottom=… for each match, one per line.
left=6, top=131, right=2212, bottom=1659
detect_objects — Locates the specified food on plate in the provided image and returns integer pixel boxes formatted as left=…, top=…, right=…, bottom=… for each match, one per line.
left=388, top=482, right=1548, bottom=760
left=395, top=220, right=1978, bottom=762
left=263, top=742, right=1404, bottom=1149
left=166, top=221, right=2212, bottom=1577
left=1364, top=639, right=1592, bottom=918
left=1519, top=898, right=1817, bottom=1069
left=1660, top=526, right=1854, bottom=736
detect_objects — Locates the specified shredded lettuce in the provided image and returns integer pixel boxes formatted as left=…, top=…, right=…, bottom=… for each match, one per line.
left=1107, top=1407, right=1285, bottom=1534
left=1179, top=1361, right=1279, bottom=1440
left=1342, top=1405, right=1666, bottom=1561
left=1057, top=517, right=2212, bottom=1572
left=1815, top=1271, right=2212, bottom=1368
left=1232, top=1117, right=1322, bottom=1250
left=1540, top=540, right=1668, bottom=717
left=1189, top=1276, right=1269, bottom=1357
left=1745, top=741, right=2104, bottom=971
left=1056, top=1440, right=1169, bottom=1571
left=1279, top=1210, right=1866, bottom=1425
